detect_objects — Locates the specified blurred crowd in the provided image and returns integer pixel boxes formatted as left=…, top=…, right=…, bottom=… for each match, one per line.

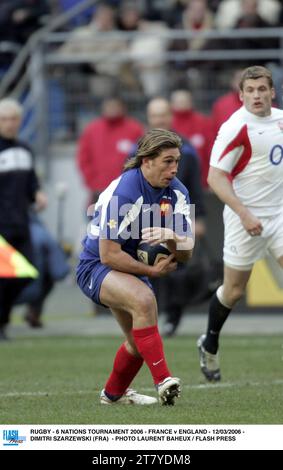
left=1, top=0, right=283, bottom=81
left=1, top=1, right=283, bottom=135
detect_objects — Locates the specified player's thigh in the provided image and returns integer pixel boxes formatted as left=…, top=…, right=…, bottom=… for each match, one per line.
left=268, top=211, right=283, bottom=267
left=100, top=270, right=157, bottom=319
left=223, top=207, right=265, bottom=269
left=223, top=264, right=252, bottom=298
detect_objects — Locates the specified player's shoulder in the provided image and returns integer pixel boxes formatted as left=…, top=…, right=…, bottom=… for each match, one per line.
left=120, top=168, right=139, bottom=183
left=113, top=168, right=141, bottom=198
left=271, top=107, right=283, bottom=119
left=218, top=107, right=247, bottom=135
left=97, top=170, right=141, bottom=209
left=170, top=177, right=188, bottom=196
left=223, top=106, right=246, bottom=127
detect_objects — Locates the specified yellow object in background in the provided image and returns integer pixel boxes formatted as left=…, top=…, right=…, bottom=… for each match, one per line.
left=0, top=235, right=38, bottom=278
left=247, top=255, right=283, bottom=306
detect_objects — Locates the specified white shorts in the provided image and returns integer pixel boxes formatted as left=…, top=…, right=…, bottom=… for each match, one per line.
left=223, top=206, right=283, bottom=271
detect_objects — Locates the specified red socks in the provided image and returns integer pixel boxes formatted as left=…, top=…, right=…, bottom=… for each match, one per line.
left=104, top=343, right=143, bottom=397
left=132, top=325, right=171, bottom=385
left=104, top=326, right=171, bottom=398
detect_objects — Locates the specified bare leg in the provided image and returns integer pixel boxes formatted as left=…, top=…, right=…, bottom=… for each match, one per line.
left=100, top=271, right=180, bottom=404
left=100, top=271, right=158, bottom=329
left=276, top=255, right=283, bottom=268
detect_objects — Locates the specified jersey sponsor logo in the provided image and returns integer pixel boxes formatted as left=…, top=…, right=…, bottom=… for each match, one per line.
left=117, top=195, right=143, bottom=237
left=159, top=199, right=172, bottom=216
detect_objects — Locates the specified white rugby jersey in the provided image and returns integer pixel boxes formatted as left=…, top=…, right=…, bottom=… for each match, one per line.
left=210, top=106, right=283, bottom=216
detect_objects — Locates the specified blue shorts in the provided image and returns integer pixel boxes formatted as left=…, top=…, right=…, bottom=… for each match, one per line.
left=76, top=258, right=153, bottom=307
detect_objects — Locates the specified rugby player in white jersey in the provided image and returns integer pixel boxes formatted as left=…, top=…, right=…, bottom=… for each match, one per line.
left=198, top=65, right=283, bottom=381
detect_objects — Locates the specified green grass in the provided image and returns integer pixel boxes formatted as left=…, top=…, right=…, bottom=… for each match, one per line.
left=0, top=335, right=282, bottom=424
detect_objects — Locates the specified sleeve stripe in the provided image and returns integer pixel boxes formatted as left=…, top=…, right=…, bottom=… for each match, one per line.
left=117, top=196, right=143, bottom=236
left=218, top=124, right=252, bottom=178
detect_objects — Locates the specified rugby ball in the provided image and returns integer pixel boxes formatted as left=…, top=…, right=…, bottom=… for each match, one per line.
left=137, top=242, right=170, bottom=266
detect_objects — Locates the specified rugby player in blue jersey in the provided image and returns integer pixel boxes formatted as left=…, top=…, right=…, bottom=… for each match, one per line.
left=77, top=129, right=194, bottom=405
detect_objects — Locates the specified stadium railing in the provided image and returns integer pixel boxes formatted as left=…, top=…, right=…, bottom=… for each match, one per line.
left=0, top=1, right=282, bottom=176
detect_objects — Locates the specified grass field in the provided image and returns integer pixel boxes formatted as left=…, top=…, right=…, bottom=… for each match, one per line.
left=0, top=334, right=282, bottom=424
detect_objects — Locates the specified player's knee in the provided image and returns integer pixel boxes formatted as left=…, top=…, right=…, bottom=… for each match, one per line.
left=227, top=285, right=245, bottom=305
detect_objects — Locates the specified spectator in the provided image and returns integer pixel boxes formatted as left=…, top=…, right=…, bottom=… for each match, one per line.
left=211, top=69, right=243, bottom=138
left=171, top=89, right=214, bottom=188
left=77, top=97, right=144, bottom=207
left=215, top=0, right=281, bottom=29
left=146, top=97, right=205, bottom=216
left=145, top=97, right=207, bottom=337
left=0, top=0, right=50, bottom=44
left=163, top=0, right=189, bottom=28
left=59, top=3, right=124, bottom=79
left=58, top=2, right=127, bottom=119
left=0, top=98, right=47, bottom=340
left=16, top=213, right=70, bottom=328
left=181, top=0, right=214, bottom=50
left=118, top=1, right=169, bottom=97
left=0, top=1, right=49, bottom=78
left=231, top=0, right=278, bottom=56
left=167, top=0, right=215, bottom=90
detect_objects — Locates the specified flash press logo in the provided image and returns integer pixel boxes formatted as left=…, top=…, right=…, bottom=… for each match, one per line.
left=3, top=429, right=26, bottom=446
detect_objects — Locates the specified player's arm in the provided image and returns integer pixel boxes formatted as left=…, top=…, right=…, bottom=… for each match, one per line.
left=141, top=227, right=194, bottom=263
left=99, top=239, right=177, bottom=278
left=208, top=166, right=246, bottom=215
left=166, top=232, right=194, bottom=262
left=34, top=190, right=48, bottom=211
left=208, top=166, right=262, bottom=235
left=97, top=192, right=176, bottom=277
left=27, top=156, right=48, bottom=211
left=209, top=120, right=263, bottom=236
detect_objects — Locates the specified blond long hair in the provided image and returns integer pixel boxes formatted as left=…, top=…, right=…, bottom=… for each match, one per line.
left=124, top=128, right=182, bottom=171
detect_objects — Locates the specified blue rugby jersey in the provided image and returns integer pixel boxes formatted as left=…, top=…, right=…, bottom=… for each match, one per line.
left=80, top=168, right=192, bottom=262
